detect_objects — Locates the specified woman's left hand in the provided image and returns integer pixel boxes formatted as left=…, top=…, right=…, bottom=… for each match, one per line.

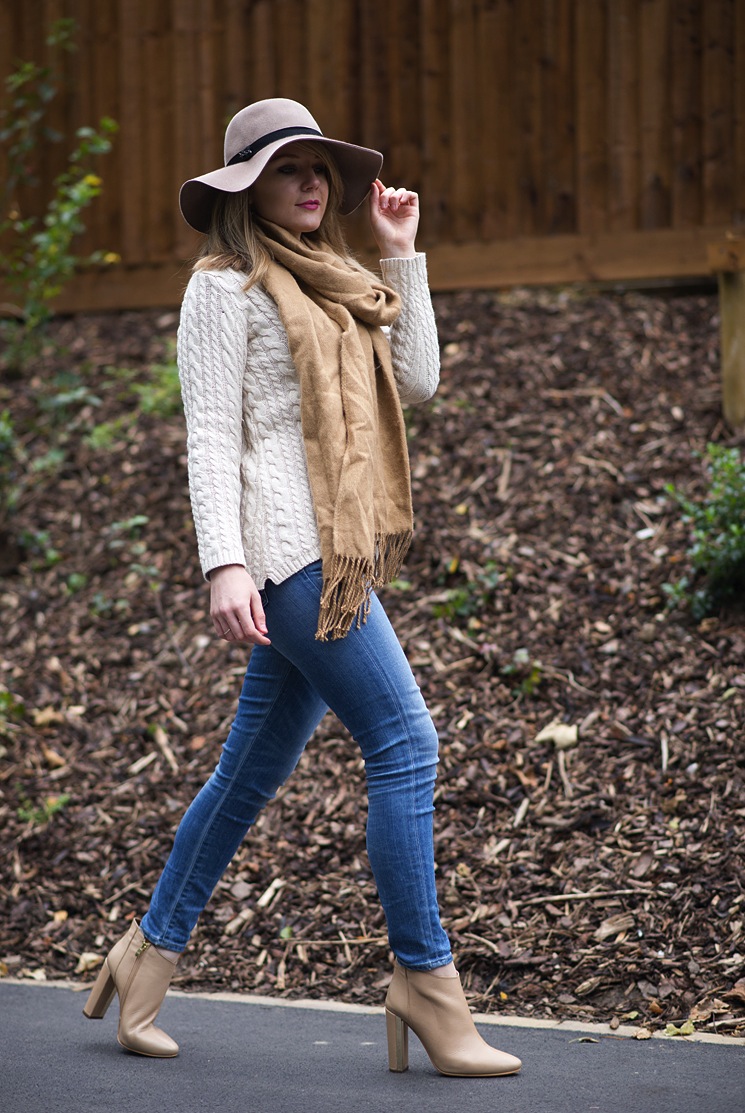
left=369, top=179, right=419, bottom=259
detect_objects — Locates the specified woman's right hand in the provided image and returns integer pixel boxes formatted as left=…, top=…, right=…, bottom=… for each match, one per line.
left=209, top=565, right=271, bottom=645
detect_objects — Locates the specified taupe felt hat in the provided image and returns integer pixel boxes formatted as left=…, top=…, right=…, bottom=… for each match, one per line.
left=179, top=98, right=383, bottom=234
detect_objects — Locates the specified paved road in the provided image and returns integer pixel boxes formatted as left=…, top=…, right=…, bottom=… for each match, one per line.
left=1, top=981, right=742, bottom=1113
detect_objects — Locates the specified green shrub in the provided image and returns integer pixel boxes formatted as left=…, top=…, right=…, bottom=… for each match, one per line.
left=501, top=647, right=543, bottom=698
left=133, top=348, right=182, bottom=418
left=433, top=560, right=501, bottom=621
left=84, top=347, right=182, bottom=449
left=0, top=19, right=117, bottom=558
left=16, top=789, right=71, bottom=827
left=665, top=444, right=745, bottom=618
left=0, top=18, right=117, bottom=369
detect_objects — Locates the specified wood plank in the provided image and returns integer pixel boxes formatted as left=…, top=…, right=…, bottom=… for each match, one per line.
left=512, top=0, right=543, bottom=235
left=118, top=0, right=145, bottom=263
left=701, top=0, right=734, bottom=224
left=476, top=0, right=513, bottom=240
left=448, top=0, right=480, bottom=240
left=221, top=0, right=250, bottom=116
left=86, top=0, right=121, bottom=259
left=305, top=0, right=355, bottom=143
left=606, top=0, right=639, bottom=230
left=423, top=225, right=730, bottom=288
left=66, top=0, right=93, bottom=257
left=141, top=0, right=172, bottom=262
left=38, top=225, right=729, bottom=314
left=734, top=0, right=745, bottom=223
left=638, top=0, right=671, bottom=228
left=708, top=236, right=745, bottom=274
left=670, top=0, right=702, bottom=228
left=247, top=0, right=276, bottom=102
left=419, top=0, right=450, bottom=240
left=2, top=3, right=50, bottom=230
left=275, top=0, right=307, bottom=104
left=39, top=0, right=69, bottom=214
left=28, top=0, right=67, bottom=193
left=48, top=260, right=195, bottom=312
left=0, top=1, right=12, bottom=191
left=541, top=0, right=576, bottom=233
left=357, top=0, right=391, bottom=159
left=574, top=0, right=607, bottom=235
left=197, top=0, right=217, bottom=186
left=381, top=0, right=420, bottom=193
left=172, top=0, right=202, bottom=257
left=717, top=267, right=745, bottom=428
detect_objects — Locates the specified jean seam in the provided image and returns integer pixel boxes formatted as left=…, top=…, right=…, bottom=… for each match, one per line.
left=350, top=615, right=442, bottom=963
left=154, top=653, right=296, bottom=946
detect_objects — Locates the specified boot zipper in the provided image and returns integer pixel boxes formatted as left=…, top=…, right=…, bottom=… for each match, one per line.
left=135, top=940, right=151, bottom=957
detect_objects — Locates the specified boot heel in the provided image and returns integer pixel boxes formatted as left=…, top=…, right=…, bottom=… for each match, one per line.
left=386, top=1008, right=409, bottom=1072
left=82, top=961, right=116, bottom=1019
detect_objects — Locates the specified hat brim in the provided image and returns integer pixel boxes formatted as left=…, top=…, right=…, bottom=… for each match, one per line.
left=179, top=135, right=383, bottom=233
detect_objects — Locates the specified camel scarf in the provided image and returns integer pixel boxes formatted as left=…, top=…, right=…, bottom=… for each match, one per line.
left=257, top=221, right=413, bottom=640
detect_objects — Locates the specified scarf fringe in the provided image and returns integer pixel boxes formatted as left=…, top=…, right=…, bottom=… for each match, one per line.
left=315, top=530, right=413, bottom=642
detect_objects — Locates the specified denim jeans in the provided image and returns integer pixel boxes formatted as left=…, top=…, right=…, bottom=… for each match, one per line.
left=141, top=560, right=453, bottom=970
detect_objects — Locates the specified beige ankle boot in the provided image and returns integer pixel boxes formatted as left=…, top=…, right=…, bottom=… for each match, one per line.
left=83, top=919, right=180, bottom=1057
left=385, top=962, right=522, bottom=1076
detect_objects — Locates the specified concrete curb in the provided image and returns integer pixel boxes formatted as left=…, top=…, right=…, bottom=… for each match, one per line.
left=6, top=976, right=744, bottom=1047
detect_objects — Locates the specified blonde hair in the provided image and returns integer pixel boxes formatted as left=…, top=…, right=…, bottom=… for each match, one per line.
left=194, top=142, right=374, bottom=288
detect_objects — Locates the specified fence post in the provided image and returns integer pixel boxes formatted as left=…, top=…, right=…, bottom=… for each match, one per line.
left=708, top=236, right=745, bottom=430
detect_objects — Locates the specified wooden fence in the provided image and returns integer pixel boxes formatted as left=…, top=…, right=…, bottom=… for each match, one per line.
left=1, top=0, right=744, bottom=311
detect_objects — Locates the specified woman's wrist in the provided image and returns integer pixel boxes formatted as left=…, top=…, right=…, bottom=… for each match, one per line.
left=208, top=563, right=247, bottom=580
left=378, top=247, right=418, bottom=260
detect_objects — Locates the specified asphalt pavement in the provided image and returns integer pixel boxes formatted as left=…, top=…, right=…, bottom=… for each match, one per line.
left=1, top=980, right=743, bottom=1113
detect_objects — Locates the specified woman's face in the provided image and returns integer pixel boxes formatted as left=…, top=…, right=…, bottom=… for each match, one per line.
left=249, top=143, right=330, bottom=235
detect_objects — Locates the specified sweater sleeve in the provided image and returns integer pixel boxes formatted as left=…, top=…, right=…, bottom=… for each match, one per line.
left=177, top=270, right=249, bottom=578
left=380, top=253, right=440, bottom=403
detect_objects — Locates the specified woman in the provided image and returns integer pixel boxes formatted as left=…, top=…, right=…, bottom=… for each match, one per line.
left=83, top=98, right=521, bottom=1079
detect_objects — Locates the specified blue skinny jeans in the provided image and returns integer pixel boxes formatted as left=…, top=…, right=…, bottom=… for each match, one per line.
left=141, top=560, right=453, bottom=970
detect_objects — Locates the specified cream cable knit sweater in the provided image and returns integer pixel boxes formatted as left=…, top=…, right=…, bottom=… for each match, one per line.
left=177, top=253, right=440, bottom=588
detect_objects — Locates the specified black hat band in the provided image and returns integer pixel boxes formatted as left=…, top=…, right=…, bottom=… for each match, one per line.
left=227, top=126, right=324, bottom=167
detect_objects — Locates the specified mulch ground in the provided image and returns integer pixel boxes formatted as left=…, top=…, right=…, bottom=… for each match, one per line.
left=1, top=285, right=743, bottom=1039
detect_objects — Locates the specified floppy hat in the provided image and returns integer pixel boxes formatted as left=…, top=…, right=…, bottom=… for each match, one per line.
left=179, top=98, right=383, bottom=233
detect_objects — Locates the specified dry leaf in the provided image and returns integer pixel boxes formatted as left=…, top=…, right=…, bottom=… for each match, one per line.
left=723, top=978, right=745, bottom=1005
left=594, top=912, right=635, bottom=942
left=534, top=721, right=579, bottom=750
left=42, top=745, right=66, bottom=769
left=128, top=752, right=157, bottom=775
left=31, top=707, right=64, bottom=727
left=664, top=1020, right=695, bottom=1036
left=633, top=1027, right=653, bottom=1040
left=75, top=952, right=103, bottom=974
left=152, top=725, right=179, bottom=774
left=630, top=851, right=654, bottom=879
left=224, top=908, right=256, bottom=937
left=257, top=878, right=286, bottom=909
left=230, top=880, right=253, bottom=902
left=575, top=976, right=602, bottom=996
